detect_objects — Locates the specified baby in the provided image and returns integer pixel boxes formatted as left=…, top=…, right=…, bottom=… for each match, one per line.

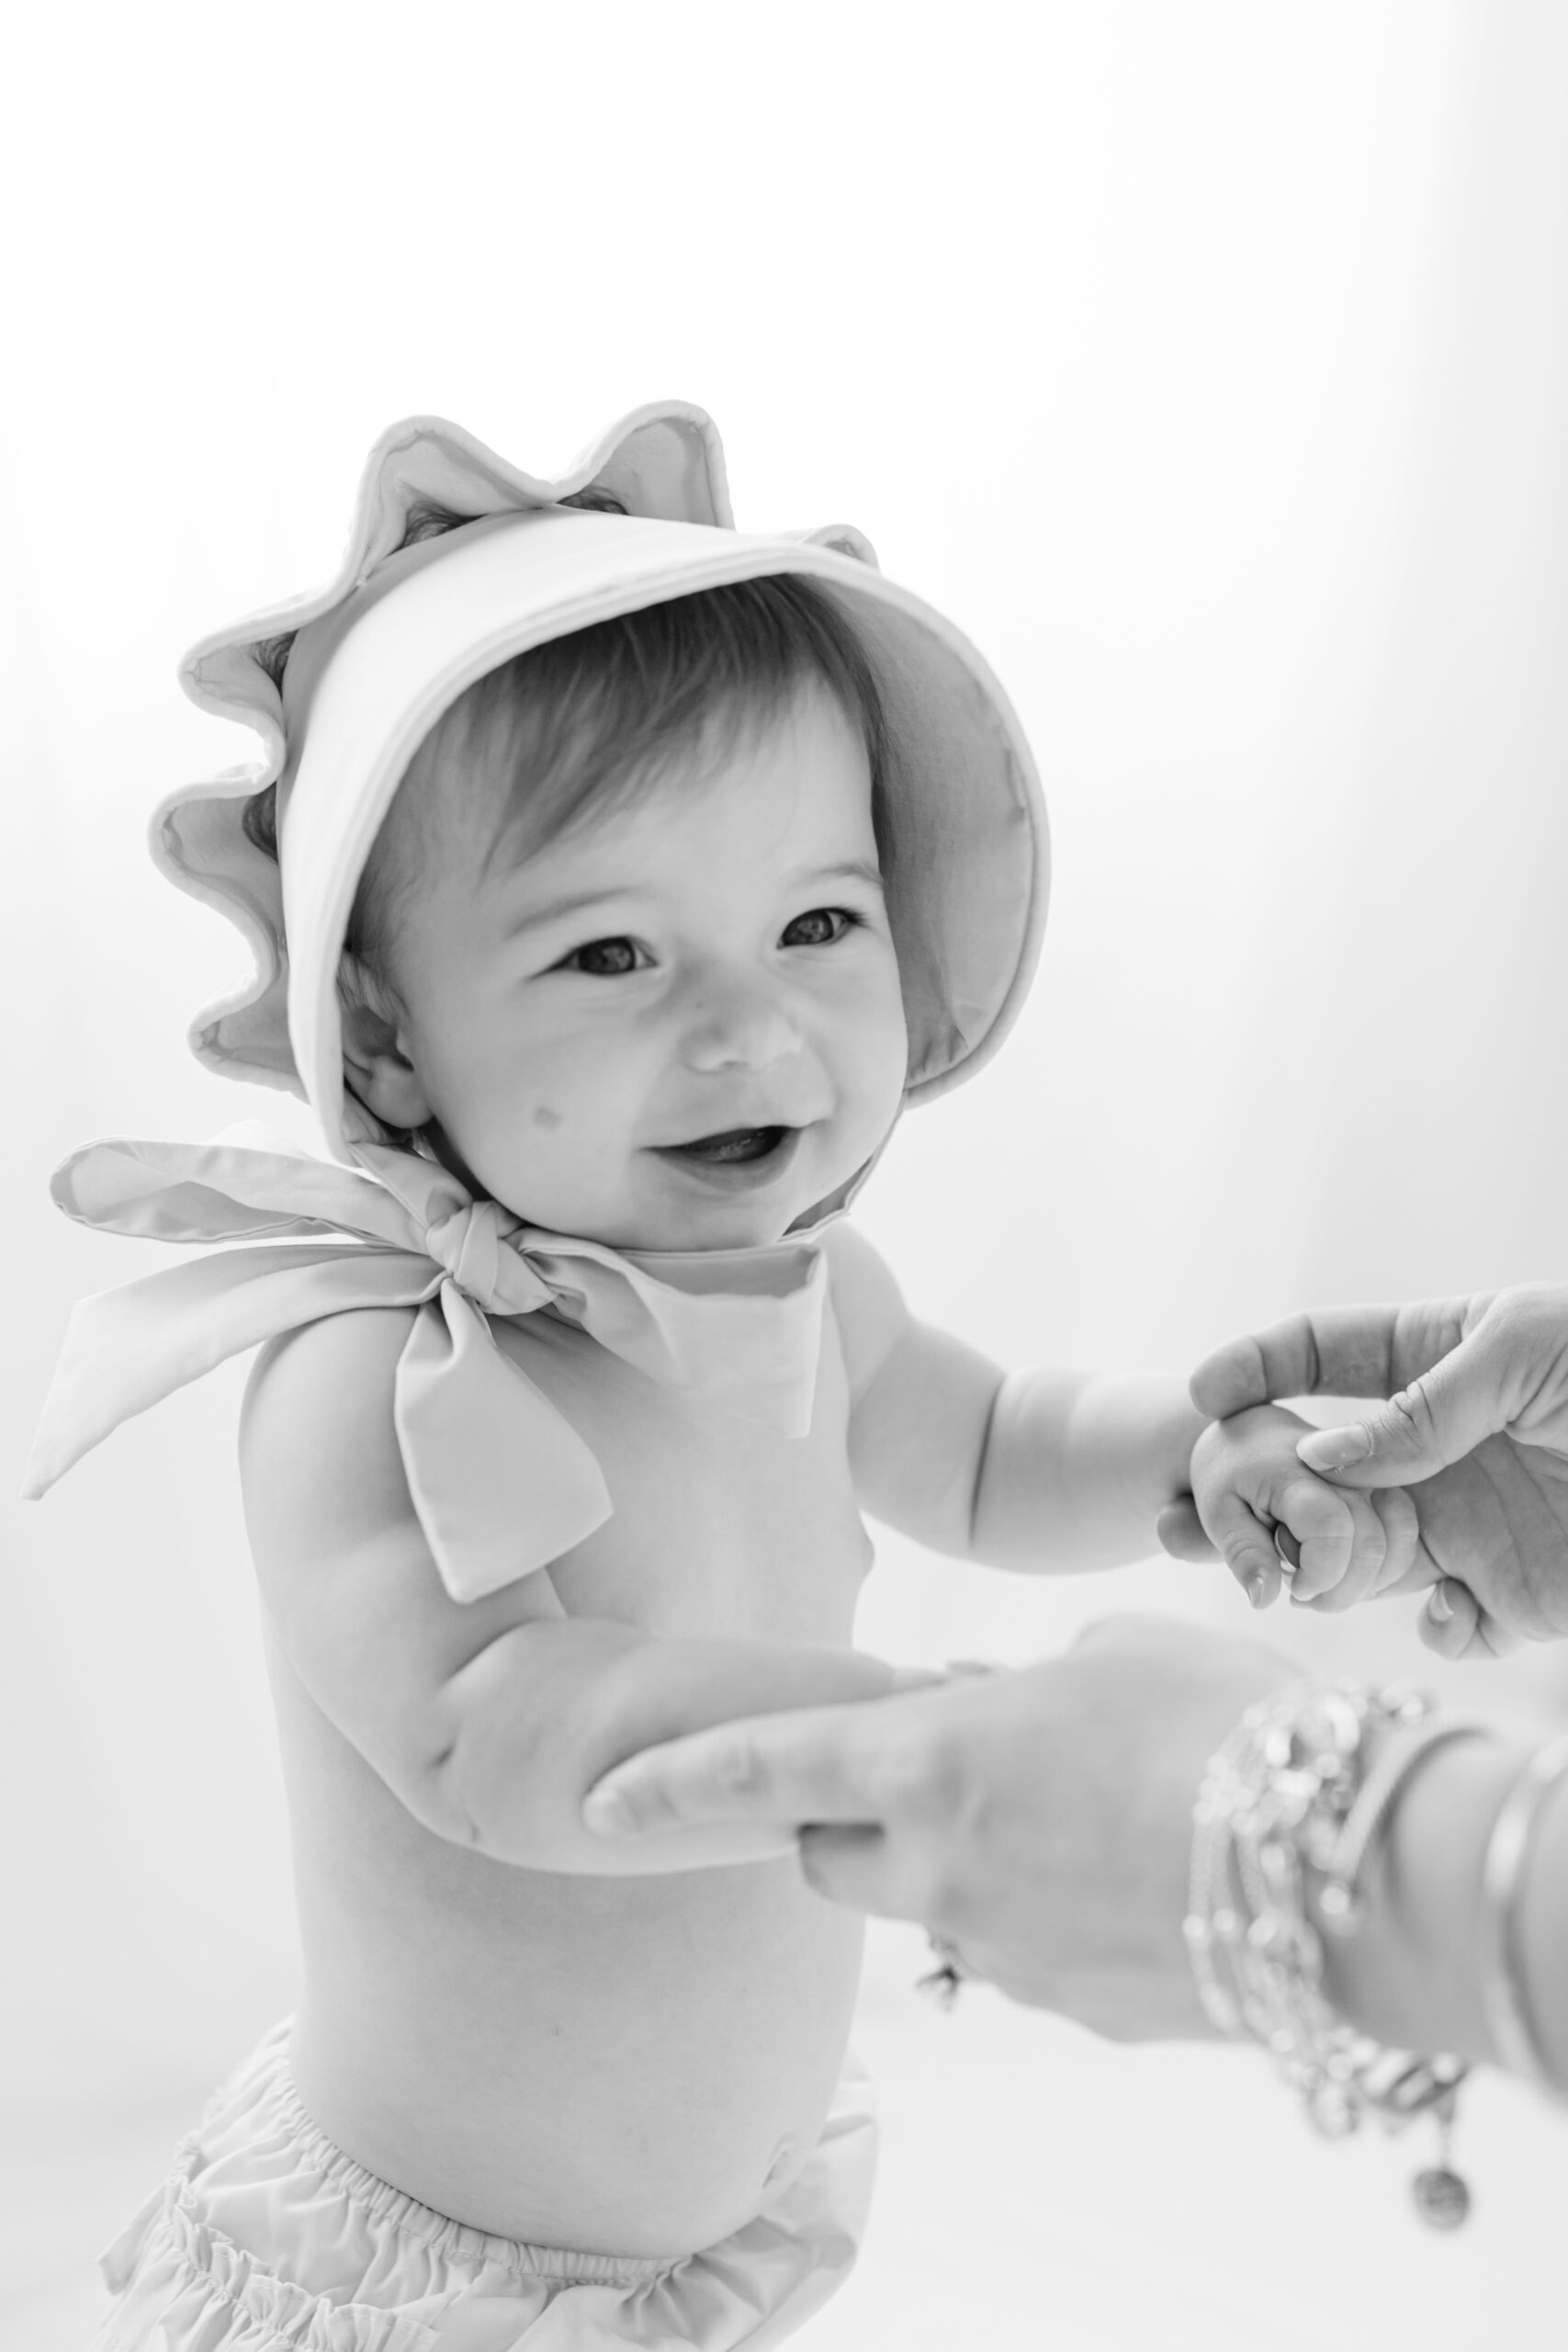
left=28, top=407, right=1417, bottom=2352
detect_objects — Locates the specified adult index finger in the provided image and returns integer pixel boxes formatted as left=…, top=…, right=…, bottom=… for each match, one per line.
left=581, top=1701, right=891, bottom=1836
left=1190, top=1306, right=1406, bottom=1419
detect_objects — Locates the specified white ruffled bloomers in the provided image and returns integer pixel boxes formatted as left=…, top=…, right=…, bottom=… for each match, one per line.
left=96, top=2020, right=877, bottom=2351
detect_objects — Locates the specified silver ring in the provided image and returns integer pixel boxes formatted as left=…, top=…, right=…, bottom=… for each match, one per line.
left=915, top=1930, right=972, bottom=2012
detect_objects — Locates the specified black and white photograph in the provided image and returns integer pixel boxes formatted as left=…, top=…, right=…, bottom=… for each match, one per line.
left=6, top=6, right=1566, bottom=2346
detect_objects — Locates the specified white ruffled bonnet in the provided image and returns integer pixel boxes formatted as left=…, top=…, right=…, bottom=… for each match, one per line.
left=158, top=401, right=1049, bottom=1161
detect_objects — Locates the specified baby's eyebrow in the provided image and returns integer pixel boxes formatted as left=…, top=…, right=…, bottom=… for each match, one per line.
left=792, top=857, right=885, bottom=893
left=502, top=888, right=631, bottom=938
left=500, top=858, right=885, bottom=942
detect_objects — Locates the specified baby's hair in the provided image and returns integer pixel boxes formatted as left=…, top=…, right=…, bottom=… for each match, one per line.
left=243, top=498, right=888, bottom=1005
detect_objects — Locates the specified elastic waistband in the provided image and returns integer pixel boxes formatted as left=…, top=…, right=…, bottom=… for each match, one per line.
left=202, top=2018, right=685, bottom=2287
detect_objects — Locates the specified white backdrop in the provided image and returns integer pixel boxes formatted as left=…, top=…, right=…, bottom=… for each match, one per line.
left=5, top=5, right=1568, bottom=2346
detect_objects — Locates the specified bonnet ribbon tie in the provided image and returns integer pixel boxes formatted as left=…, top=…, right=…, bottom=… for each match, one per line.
left=23, top=1127, right=828, bottom=1602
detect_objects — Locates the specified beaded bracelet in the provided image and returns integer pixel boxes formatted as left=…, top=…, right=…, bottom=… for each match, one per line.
left=1187, top=1682, right=1486, bottom=2231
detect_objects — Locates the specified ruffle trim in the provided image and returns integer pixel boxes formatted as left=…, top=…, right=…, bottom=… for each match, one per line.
left=97, top=2165, right=441, bottom=2352
left=96, top=2019, right=876, bottom=2349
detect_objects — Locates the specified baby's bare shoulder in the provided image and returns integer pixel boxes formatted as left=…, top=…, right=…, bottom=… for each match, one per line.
left=240, top=1307, right=422, bottom=1575
left=819, top=1221, right=910, bottom=1402
left=239, top=1306, right=562, bottom=1753
left=243, top=1305, right=418, bottom=1452
left=247, top=1301, right=420, bottom=1401
left=239, top=1306, right=549, bottom=1828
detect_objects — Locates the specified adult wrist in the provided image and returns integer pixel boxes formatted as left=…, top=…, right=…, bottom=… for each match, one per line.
left=1478, top=1731, right=1568, bottom=2095
left=1314, top=1733, right=1529, bottom=2066
left=1522, top=1737, right=1568, bottom=2086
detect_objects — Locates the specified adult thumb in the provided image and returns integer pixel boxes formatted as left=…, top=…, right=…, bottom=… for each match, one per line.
left=1294, top=1325, right=1510, bottom=1485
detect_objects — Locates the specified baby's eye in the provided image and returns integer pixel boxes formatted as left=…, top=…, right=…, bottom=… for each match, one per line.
left=558, top=936, right=647, bottom=977
left=781, top=907, right=858, bottom=949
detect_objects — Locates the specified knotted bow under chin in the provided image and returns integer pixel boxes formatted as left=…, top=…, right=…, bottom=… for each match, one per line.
left=23, top=1128, right=829, bottom=1602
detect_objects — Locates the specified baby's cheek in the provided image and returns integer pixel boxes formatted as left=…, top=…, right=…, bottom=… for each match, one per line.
left=852, top=989, right=911, bottom=1127
left=490, top=1089, right=626, bottom=1220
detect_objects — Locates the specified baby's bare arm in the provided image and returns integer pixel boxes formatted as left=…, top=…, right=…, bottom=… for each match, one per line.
left=827, top=1224, right=1206, bottom=1571
left=434, top=1617, right=908, bottom=1869
left=972, top=1369, right=1212, bottom=1571
left=241, top=1310, right=905, bottom=1874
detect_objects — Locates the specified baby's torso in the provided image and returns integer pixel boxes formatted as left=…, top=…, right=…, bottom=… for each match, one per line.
left=274, top=1292, right=874, bottom=2256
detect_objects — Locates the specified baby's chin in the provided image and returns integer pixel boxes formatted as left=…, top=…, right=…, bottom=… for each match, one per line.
left=505, top=1198, right=812, bottom=1256
left=487, top=1159, right=849, bottom=1255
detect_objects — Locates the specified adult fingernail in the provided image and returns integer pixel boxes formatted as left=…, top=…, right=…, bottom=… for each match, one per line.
left=1298, top=1425, right=1373, bottom=1473
left=1246, top=1573, right=1270, bottom=1610
left=1428, top=1586, right=1453, bottom=1623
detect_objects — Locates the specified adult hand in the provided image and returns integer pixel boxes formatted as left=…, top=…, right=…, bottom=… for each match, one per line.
left=1166, top=1286, right=1568, bottom=1659
left=583, top=1614, right=1292, bottom=2040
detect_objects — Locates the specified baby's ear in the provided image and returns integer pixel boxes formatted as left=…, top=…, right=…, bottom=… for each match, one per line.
left=338, top=958, right=434, bottom=1131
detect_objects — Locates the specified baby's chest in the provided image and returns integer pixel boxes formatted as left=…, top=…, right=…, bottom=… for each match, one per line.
left=493, top=1313, right=874, bottom=1642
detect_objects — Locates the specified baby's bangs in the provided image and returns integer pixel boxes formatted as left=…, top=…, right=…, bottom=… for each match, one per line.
left=452, top=572, right=890, bottom=875
left=345, top=571, right=891, bottom=990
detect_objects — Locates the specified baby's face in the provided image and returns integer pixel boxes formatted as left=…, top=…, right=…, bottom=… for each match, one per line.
left=368, top=683, right=908, bottom=1250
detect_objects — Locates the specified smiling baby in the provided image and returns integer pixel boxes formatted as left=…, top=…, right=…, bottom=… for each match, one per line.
left=28, top=408, right=1416, bottom=2351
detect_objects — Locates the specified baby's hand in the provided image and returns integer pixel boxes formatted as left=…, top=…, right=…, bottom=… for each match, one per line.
left=1190, top=1405, right=1420, bottom=1611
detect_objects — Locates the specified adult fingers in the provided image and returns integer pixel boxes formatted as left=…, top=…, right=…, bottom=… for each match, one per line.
left=1188, top=1331, right=1273, bottom=1419
left=1190, top=1306, right=1404, bottom=1420
left=1475, top=1608, right=1525, bottom=1658
left=1295, top=1319, right=1518, bottom=1487
left=795, top=1824, right=915, bottom=1917
left=1416, top=1580, right=1523, bottom=1660
left=581, top=1702, right=888, bottom=1836
left=1416, top=1578, right=1482, bottom=1659
left=1156, top=1497, right=1218, bottom=1561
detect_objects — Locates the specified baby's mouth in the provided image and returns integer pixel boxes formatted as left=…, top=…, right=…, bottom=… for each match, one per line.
left=664, top=1125, right=793, bottom=1165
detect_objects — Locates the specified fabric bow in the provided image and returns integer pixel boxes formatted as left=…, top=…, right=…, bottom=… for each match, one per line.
left=24, top=1127, right=828, bottom=1602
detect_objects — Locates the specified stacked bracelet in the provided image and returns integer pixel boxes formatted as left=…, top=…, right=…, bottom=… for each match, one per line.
left=1187, top=1683, right=1485, bottom=2231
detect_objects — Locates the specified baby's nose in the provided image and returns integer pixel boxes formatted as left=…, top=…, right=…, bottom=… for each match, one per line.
left=681, top=977, right=806, bottom=1073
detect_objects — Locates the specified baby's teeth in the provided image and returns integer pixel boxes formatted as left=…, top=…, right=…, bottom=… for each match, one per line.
left=686, top=1126, right=776, bottom=1161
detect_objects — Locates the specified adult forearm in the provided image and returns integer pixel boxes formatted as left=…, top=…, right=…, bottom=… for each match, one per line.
left=1317, top=1734, right=1568, bottom=2085
left=430, top=1617, right=902, bottom=1875
left=970, top=1369, right=1209, bottom=1573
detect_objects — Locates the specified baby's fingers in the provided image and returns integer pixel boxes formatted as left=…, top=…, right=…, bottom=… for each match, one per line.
left=1276, top=1476, right=1385, bottom=1607
left=1367, top=1487, right=1421, bottom=1600
left=1156, top=1497, right=1218, bottom=1562
left=1203, top=1489, right=1288, bottom=1610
